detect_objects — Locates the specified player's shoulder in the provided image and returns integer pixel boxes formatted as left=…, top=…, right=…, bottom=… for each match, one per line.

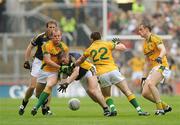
left=91, top=40, right=111, bottom=47
left=102, top=40, right=114, bottom=49
left=87, top=41, right=112, bottom=51
left=59, top=41, right=69, bottom=52
left=32, top=32, right=46, bottom=42
left=150, top=34, right=162, bottom=41
left=60, top=41, right=68, bottom=46
left=95, top=40, right=110, bottom=43
left=43, top=40, right=53, bottom=48
left=34, top=32, right=46, bottom=39
left=100, top=40, right=113, bottom=45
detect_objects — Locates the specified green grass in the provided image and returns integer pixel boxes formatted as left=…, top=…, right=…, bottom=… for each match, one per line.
left=0, top=96, right=180, bottom=125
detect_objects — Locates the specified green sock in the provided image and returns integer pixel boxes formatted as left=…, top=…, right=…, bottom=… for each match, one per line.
left=106, top=98, right=116, bottom=112
left=129, top=98, right=142, bottom=112
left=35, top=92, right=49, bottom=110
left=128, top=94, right=142, bottom=112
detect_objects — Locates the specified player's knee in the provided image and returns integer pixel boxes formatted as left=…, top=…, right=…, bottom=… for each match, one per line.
left=141, top=91, right=147, bottom=98
left=141, top=89, right=149, bottom=98
left=87, top=89, right=93, bottom=95
left=44, top=86, right=52, bottom=93
left=87, top=88, right=96, bottom=95
left=148, top=83, right=155, bottom=90
left=28, top=86, right=36, bottom=91
left=28, top=82, right=36, bottom=88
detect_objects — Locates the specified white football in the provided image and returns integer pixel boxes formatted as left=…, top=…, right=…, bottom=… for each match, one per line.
left=68, top=98, right=80, bottom=111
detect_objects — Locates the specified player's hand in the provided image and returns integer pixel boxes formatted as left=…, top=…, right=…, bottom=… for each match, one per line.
left=112, top=38, right=121, bottom=44
left=57, top=83, right=69, bottom=93
left=155, top=57, right=162, bottom=64
left=24, top=61, right=31, bottom=69
left=60, top=65, right=69, bottom=72
left=59, top=65, right=71, bottom=75
left=141, top=77, right=146, bottom=88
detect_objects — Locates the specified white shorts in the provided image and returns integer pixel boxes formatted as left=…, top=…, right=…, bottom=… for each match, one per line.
left=132, top=71, right=143, bottom=80
left=37, top=70, right=58, bottom=84
left=147, top=65, right=171, bottom=81
left=166, top=70, right=172, bottom=80
left=31, top=57, right=42, bottom=77
left=98, top=70, right=125, bottom=88
left=79, top=70, right=94, bottom=91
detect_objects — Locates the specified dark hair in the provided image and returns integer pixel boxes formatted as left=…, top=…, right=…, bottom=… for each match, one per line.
left=140, top=21, right=152, bottom=31
left=46, top=20, right=57, bottom=28
left=90, top=32, right=101, bottom=41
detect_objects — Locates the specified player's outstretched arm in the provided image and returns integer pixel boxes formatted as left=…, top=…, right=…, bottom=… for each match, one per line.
left=115, top=43, right=127, bottom=52
left=58, top=66, right=79, bottom=93
left=66, top=66, right=80, bottom=84
left=157, top=44, right=166, bottom=59
left=75, top=55, right=87, bottom=66
left=44, top=54, right=60, bottom=69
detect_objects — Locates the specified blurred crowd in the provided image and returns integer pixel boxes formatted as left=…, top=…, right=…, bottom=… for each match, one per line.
left=108, top=0, right=180, bottom=56
left=109, top=0, right=180, bottom=36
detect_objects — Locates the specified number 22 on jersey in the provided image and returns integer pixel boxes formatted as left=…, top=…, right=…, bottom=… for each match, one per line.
left=90, top=47, right=109, bottom=62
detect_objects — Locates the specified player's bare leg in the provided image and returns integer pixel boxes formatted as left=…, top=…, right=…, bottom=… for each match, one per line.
left=143, top=71, right=169, bottom=115
left=101, top=86, right=117, bottom=116
left=35, top=83, right=52, bottom=115
left=86, top=76, right=111, bottom=116
left=19, top=76, right=36, bottom=115
left=116, top=80, right=150, bottom=116
left=31, top=76, right=57, bottom=116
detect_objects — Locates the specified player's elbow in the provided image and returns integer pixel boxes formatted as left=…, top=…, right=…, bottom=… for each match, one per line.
left=121, top=45, right=127, bottom=51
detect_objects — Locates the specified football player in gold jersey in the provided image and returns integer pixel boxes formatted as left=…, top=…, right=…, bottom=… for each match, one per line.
left=19, top=20, right=57, bottom=116
left=75, top=32, right=149, bottom=116
left=57, top=52, right=111, bottom=116
left=31, top=28, right=69, bottom=116
left=138, top=22, right=172, bottom=115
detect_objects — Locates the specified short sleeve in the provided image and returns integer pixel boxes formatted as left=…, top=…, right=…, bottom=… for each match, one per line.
left=42, top=42, right=50, bottom=55
left=61, top=42, right=69, bottom=52
left=31, top=35, right=41, bottom=46
left=153, top=35, right=163, bottom=46
left=108, top=41, right=115, bottom=50
left=83, top=48, right=90, bottom=58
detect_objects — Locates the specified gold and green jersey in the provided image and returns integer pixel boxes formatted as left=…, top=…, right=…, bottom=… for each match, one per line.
left=83, top=40, right=118, bottom=75
left=41, top=40, right=69, bottom=72
left=143, top=34, right=168, bottom=68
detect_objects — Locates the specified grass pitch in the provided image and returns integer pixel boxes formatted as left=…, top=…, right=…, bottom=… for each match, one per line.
left=0, top=96, right=180, bottom=125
